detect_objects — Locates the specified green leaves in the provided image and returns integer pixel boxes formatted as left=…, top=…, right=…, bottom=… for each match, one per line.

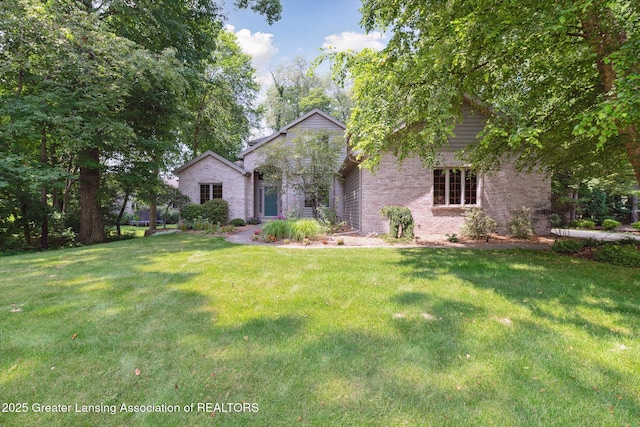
left=329, top=0, right=640, bottom=184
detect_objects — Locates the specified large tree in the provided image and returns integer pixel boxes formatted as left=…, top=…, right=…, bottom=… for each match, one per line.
left=326, top=1, right=639, bottom=185
left=1, top=0, right=281, bottom=247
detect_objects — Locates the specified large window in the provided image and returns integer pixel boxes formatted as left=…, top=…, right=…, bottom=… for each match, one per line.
left=200, top=183, right=223, bottom=204
left=433, top=169, right=478, bottom=206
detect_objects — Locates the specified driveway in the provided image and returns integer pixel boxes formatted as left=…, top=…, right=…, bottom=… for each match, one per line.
left=551, top=228, right=640, bottom=242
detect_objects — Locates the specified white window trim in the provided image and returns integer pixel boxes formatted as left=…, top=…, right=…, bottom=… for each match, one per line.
left=432, top=168, right=481, bottom=208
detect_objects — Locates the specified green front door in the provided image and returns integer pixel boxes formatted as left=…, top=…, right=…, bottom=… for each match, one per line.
left=264, top=186, right=278, bottom=217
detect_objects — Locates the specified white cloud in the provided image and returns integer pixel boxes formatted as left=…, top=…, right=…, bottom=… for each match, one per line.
left=321, top=31, right=387, bottom=52
left=226, top=25, right=278, bottom=72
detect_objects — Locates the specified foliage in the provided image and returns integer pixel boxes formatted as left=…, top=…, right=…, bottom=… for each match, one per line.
left=461, top=209, right=497, bottom=240
left=262, top=56, right=352, bottom=130
left=507, top=207, right=534, bottom=240
left=446, top=234, right=459, bottom=243
left=592, top=243, right=640, bottom=268
left=324, top=1, right=640, bottom=187
left=551, top=239, right=585, bottom=254
left=180, top=200, right=228, bottom=225
left=576, top=219, right=596, bottom=230
left=260, top=220, right=291, bottom=240
left=259, top=218, right=323, bottom=242
left=181, top=218, right=220, bottom=233
left=602, top=219, right=622, bottom=230
left=180, top=204, right=204, bottom=222
left=550, top=174, right=636, bottom=226
left=200, top=199, right=229, bottom=225
left=379, top=206, right=414, bottom=239
left=259, top=129, right=344, bottom=218
left=289, top=219, right=323, bottom=241
left=0, top=0, right=279, bottom=249
left=230, top=218, right=247, bottom=227
left=633, top=222, right=640, bottom=230
left=246, top=216, right=262, bottom=225
left=182, top=30, right=261, bottom=161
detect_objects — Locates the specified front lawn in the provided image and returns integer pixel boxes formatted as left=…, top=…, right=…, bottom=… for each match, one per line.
left=1, top=234, right=638, bottom=426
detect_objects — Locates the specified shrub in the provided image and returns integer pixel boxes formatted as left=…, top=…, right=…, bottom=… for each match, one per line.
left=576, top=219, right=595, bottom=229
left=551, top=239, right=585, bottom=254
left=379, top=206, right=414, bottom=239
left=550, top=213, right=564, bottom=228
left=289, top=219, right=322, bottom=241
left=601, top=219, right=621, bottom=230
left=230, top=218, right=246, bottom=227
left=261, top=220, right=291, bottom=240
left=507, top=206, right=534, bottom=239
left=246, top=217, right=261, bottom=225
left=201, top=199, right=229, bottom=225
left=592, top=244, right=640, bottom=268
left=181, top=204, right=203, bottom=221
left=461, top=209, right=497, bottom=240
left=632, top=222, right=640, bottom=230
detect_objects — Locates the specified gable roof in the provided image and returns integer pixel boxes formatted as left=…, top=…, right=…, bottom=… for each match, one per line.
left=173, top=150, right=249, bottom=175
left=238, top=109, right=346, bottom=159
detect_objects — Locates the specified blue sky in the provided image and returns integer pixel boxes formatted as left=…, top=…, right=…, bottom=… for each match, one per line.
left=224, top=0, right=387, bottom=85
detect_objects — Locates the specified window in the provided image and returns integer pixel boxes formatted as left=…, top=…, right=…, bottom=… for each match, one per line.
left=433, top=169, right=478, bottom=206
left=199, top=183, right=223, bottom=204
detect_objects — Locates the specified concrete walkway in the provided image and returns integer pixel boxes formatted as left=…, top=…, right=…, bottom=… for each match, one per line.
left=551, top=228, right=640, bottom=242
left=225, top=224, right=268, bottom=245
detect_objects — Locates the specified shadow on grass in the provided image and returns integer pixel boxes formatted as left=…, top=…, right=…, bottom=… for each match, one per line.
left=2, top=240, right=640, bottom=426
left=393, top=248, right=640, bottom=339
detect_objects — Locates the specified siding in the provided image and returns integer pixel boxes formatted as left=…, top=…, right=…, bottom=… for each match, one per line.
left=442, top=102, right=486, bottom=152
left=342, top=164, right=361, bottom=230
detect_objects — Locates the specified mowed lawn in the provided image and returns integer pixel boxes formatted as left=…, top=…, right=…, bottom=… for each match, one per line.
left=1, top=234, right=639, bottom=426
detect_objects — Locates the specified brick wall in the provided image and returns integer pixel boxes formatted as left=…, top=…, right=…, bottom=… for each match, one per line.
left=358, top=152, right=551, bottom=236
left=177, top=155, right=248, bottom=221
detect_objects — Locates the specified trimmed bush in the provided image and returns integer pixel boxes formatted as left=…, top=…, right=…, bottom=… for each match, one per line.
left=246, top=217, right=261, bottom=225
left=551, top=239, right=585, bottom=254
left=230, top=218, right=246, bottom=227
left=201, top=199, right=229, bottom=225
left=576, top=219, right=596, bottom=229
left=379, top=206, right=414, bottom=239
left=461, top=208, right=497, bottom=240
left=601, top=219, right=621, bottom=230
left=593, top=244, right=640, bottom=268
left=261, top=220, right=291, bottom=240
left=180, top=204, right=204, bottom=222
left=507, top=207, right=534, bottom=239
left=289, top=219, right=322, bottom=241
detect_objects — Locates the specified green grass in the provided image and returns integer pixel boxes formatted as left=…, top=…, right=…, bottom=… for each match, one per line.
left=1, top=234, right=639, bottom=426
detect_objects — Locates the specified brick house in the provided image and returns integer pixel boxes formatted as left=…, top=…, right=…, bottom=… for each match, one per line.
left=174, top=109, right=346, bottom=221
left=175, top=104, right=551, bottom=236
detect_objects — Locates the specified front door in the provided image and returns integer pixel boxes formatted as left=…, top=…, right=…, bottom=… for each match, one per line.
left=264, top=186, right=278, bottom=217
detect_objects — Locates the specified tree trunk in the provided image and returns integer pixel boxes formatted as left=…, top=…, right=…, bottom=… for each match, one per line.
left=116, top=191, right=130, bottom=237
left=582, top=13, right=640, bottom=186
left=631, top=188, right=639, bottom=224
left=149, top=194, right=157, bottom=232
left=40, top=128, right=49, bottom=249
left=20, top=201, right=31, bottom=246
left=78, top=148, right=105, bottom=244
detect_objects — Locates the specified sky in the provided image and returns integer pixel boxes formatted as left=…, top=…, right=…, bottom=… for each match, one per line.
left=224, top=0, right=387, bottom=88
